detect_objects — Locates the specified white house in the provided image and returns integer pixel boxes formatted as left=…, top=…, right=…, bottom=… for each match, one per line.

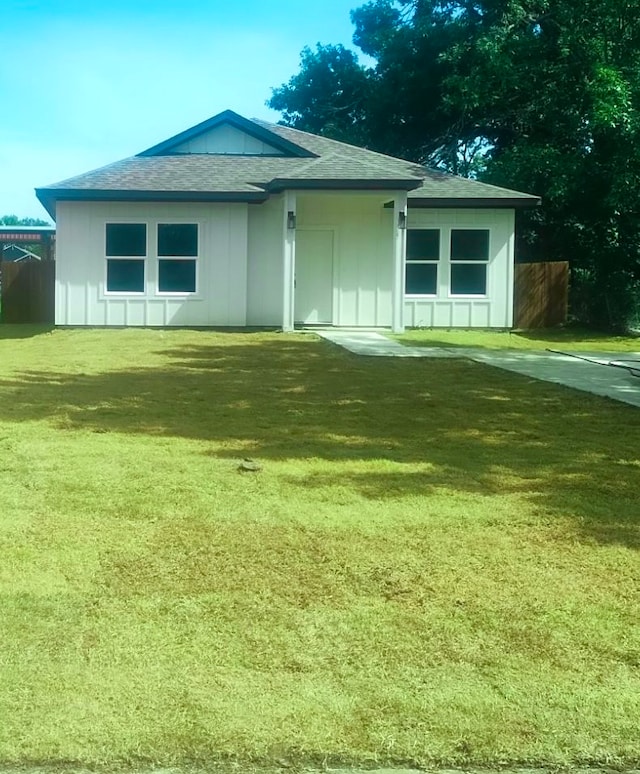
left=36, top=110, right=539, bottom=331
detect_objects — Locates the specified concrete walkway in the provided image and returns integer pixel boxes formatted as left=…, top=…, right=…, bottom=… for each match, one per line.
left=317, top=330, right=640, bottom=408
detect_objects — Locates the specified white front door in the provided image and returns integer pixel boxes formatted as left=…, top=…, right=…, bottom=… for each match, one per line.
left=295, top=229, right=334, bottom=324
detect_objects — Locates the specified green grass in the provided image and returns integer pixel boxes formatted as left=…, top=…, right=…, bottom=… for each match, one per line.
left=394, top=326, right=640, bottom=351
left=0, top=326, right=639, bottom=768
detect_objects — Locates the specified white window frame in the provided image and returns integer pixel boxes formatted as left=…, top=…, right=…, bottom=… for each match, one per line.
left=104, top=222, right=147, bottom=296
left=404, top=228, right=440, bottom=297
left=448, top=227, right=490, bottom=298
left=155, top=222, right=199, bottom=297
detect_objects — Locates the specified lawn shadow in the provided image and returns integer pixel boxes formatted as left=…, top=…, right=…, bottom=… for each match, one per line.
left=0, top=323, right=55, bottom=339
left=0, top=333, right=638, bottom=548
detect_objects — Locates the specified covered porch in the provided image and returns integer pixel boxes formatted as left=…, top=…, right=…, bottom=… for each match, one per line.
left=277, top=190, right=408, bottom=333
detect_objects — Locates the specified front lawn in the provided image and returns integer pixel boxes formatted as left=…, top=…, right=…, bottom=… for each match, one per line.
left=0, top=327, right=638, bottom=768
left=394, top=327, right=640, bottom=351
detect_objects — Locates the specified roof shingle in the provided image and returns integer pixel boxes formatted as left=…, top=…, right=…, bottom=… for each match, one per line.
left=36, top=111, right=540, bottom=216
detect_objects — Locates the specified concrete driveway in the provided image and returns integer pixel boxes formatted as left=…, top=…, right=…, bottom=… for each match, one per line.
left=317, top=330, right=640, bottom=408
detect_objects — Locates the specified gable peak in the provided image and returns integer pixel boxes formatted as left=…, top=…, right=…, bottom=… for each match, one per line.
left=137, top=110, right=316, bottom=158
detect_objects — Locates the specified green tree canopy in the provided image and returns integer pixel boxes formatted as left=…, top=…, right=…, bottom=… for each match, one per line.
left=0, top=215, right=50, bottom=226
left=269, top=44, right=373, bottom=148
left=268, top=0, right=640, bottom=330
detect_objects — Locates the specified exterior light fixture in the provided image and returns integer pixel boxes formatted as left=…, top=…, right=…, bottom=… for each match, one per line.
left=287, top=211, right=297, bottom=230
left=398, top=211, right=407, bottom=229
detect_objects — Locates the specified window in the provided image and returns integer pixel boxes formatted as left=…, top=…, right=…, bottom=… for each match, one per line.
left=405, top=229, right=439, bottom=295
left=450, top=229, right=489, bottom=295
left=107, top=259, right=145, bottom=293
left=158, top=260, right=196, bottom=293
left=157, top=224, right=197, bottom=293
left=106, top=223, right=146, bottom=293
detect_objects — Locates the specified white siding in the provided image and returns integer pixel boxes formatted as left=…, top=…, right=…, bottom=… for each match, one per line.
left=55, top=201, right=248, bottom=326
left=172, top=125, right=284, bottom=155
left=246, top=196, right=285, bottom=326
left=404, top=208, right=515, bottom=328
left=55, top=197, right=516, bottom=330
left=296, top=193, right=395, bottom=327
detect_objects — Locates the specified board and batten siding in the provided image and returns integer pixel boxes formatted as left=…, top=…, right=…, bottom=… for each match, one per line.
left=55, top=200, right=249, bottom=326
left=403, top=208, right=515, bottom=328
left=172, top=124, right=285, bottom=155
left=246, top=195, right=285, bottom=326
left=54, top=197, right=517, bottom=329
left=296, top=193, right=395, bottom=327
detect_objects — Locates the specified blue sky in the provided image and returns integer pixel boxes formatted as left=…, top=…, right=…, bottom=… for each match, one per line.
left=1, top=0, right=366, bottom=220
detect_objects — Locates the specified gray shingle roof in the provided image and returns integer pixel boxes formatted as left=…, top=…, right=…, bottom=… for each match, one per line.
left=36, top=112, right=540, bottom=216
left=406, top=173, right=540, bottom=202
left=263, top=122, right=539, bottom=203
left=40, top=152, right=422, bottom=193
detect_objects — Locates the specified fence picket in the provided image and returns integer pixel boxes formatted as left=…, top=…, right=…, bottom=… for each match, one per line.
left=0, top=262, right=55, bottom=323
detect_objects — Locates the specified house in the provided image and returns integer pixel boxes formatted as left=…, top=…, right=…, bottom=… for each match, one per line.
left=36, top=110, right=539, bottom=331
left=2, top=244, right=41, bottom=262
left=0, top=226, right=56, bottom=262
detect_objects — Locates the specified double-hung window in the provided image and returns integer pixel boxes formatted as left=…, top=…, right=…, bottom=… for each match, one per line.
left=106, top=223, right=146, bottom=293
left=157, top=224, right=197, bottom=293
left=405, top=229, right=439, bottom=295
left=450, top=229, right=490, bottom=296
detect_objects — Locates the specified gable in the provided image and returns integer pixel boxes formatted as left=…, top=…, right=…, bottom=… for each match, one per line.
left=171, top=123, right=285, bottom=156
left=137, top=109, right=316, bottom=158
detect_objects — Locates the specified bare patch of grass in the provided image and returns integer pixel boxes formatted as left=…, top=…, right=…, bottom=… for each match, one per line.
left=0, top=327, right=638, bottom=767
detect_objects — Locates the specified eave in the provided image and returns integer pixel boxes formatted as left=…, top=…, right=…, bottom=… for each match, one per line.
left=266, top=178, right=424, bottom=193
left=406, top=196, right=542, bottom=209
left=35, top=188, right=270, bottom=219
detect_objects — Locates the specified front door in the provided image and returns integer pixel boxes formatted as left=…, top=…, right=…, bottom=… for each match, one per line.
left=295, top=229, right=334, bottom=324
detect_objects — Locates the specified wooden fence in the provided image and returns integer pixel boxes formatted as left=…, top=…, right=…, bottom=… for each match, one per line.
left=514, top=261, right=568, bottom=329
left=0, top=261, right=55, bottom=324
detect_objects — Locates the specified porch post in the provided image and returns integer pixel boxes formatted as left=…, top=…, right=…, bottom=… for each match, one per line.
left=282, top=190, right=297, bottom=332
left=392, top=192, right=407, bottom=333
left=505, top=209, right=516, bottom=328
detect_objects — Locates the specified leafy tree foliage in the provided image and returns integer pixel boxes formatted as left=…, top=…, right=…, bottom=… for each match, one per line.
left=269, top=44, right=373, bottom=147
left=0, top=215, right=50, bottom=226
left=269, top=0, right=640, bottom=330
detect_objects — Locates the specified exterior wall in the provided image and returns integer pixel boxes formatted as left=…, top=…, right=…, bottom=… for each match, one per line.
left=172, top=125, right=284, bottom=155
left=403, top=208, right=515, bottom=328
left=246, top=196, right=285, bottom=326
left=296, top=193, right=394, bottom=327
left=54, top=197, right=516, bottom=330
left=55, top=200, right=248, bottom=326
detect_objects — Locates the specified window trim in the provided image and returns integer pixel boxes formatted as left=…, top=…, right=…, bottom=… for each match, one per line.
left=155, top=222, right=199, bottom=296
left=404, top=228, right=440, bottom=297
left=104, top=222, right=147, bottom=295
left=101, top=220, right=203, bottom=298
left=448, top=228, right=490, bottom=298
left=403, top=225, right=493, bottom=300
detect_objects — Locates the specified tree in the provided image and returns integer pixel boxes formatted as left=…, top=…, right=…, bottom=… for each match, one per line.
left=269, top=44, right=374, bottom=148
left=0, top=215, right=50, bottom=226
left=440, top=0, right=640, bottom=330
left=268, top=0, right=640, bottom=330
